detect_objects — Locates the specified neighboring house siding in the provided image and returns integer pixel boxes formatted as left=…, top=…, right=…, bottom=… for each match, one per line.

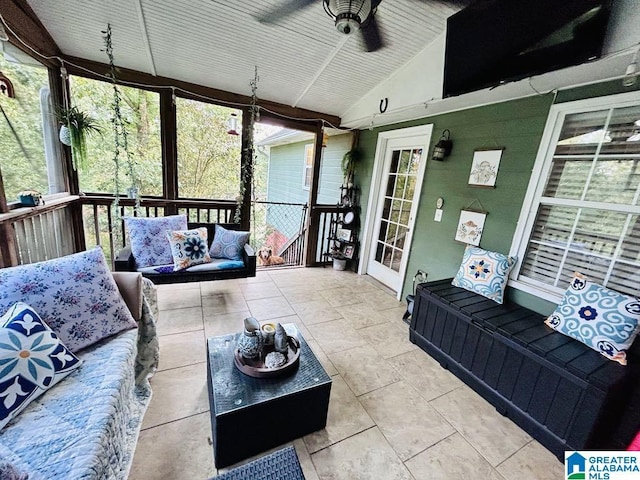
left=358, top=78, right=640, bottom=315
left=265, top=134, right=351, bottom=247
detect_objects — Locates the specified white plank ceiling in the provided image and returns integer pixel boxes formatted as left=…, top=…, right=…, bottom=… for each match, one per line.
left=26, top=0, right=464, bottom=120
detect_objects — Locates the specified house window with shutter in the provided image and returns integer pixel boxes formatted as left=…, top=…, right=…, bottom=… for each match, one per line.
left=511, top=93, right=640, bottom=302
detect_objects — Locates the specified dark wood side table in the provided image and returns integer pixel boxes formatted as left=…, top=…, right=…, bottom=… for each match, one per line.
left=206, top=324, right=332, bottom=468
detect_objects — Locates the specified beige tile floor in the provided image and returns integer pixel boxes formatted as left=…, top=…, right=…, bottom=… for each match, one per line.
left=128, top=267, right=563, bottom=480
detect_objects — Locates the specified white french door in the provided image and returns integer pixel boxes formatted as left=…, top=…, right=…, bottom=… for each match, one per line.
left=364, top=126, right=431, bottom=294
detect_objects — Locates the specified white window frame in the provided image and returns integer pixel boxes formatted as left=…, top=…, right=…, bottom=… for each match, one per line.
left=508, top=90, right=640, bottom=304
left=302, top=143, right=313, bottom=190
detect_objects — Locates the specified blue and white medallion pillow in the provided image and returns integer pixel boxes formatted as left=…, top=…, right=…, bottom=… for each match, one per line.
left=209, top=225, right=250, bottom=261
left=0, top=247, right=138, bottom=352
left=0, top=302, right=82, bottom=430
left=125, top=214, right=188, bottom=268
left=451, top=245, right=517, bottom=304
left=545, top=273, right=640, bottom=365
left=167, top=227, right=211, bottom=271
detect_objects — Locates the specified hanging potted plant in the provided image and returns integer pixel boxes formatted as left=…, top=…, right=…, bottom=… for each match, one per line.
left=56, top=106, right=102, bottom=171
left=341, top=147, right=363, bottom=188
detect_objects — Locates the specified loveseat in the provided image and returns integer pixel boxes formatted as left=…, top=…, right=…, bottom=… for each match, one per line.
left=115, top=220, right=256, bottom=284
left=0, top=247, right=159, bottom=479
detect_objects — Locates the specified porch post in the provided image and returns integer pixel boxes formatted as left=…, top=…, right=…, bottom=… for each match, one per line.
left=160, top=90, right=179, bottom=216
left=0, top=170, right=19, bottom=268
left=303, top=122, right=324, bottom=266
left=239, top=107, right=252, bottom=230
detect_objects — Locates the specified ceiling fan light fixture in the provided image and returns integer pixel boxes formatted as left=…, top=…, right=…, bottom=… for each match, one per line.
left=323, top=0, right=372, bottom=35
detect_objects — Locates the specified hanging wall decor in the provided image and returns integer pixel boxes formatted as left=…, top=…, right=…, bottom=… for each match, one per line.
left=468, top=149, right=503, bottom=187
left=455, top=210, right=487, bottom=246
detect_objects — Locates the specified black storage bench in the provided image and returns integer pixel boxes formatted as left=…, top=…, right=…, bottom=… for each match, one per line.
left=409, top=278, right=640, bottom=459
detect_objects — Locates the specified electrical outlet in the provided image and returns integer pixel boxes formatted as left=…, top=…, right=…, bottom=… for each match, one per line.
left=414, top=269, right=428, bottom=284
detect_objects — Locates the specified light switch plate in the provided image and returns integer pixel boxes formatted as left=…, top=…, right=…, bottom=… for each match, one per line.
left=434, top=209, right=443, bottom=222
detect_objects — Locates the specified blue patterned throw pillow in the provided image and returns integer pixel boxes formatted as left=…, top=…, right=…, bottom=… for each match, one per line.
left=452, top=246, right=516, bottom=304
left=0, top=247, right=137, bottom=352
left=0, top=303, right=82, bottom=430
left=545, top=273, right=640, bottom=365
left=125, top=215, right=188, bottom=268
left=167, top=227, right=211, bottom=271
left=209, top=225, right=250, bottom=261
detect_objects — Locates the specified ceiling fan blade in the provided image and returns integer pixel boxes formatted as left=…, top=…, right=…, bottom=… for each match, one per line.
left=257, top=0, right=316, bottom=24
left=361, top=14, right=384, bottom=52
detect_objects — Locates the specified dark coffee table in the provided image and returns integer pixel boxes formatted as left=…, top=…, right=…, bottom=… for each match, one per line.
left=206, top=324, right=332, bottom=468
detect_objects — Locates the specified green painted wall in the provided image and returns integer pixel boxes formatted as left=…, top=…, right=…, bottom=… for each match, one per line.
left=358, top=94, right=555, bottom=313
left=357, top=78, right=640, bottom=315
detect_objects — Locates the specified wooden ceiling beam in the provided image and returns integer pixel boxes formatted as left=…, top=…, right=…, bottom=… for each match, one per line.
left=1, top=0, right=61, bottom=68
left=62, top=55, right=342, bottom=128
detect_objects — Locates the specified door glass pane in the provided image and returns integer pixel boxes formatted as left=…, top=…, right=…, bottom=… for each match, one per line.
left=393, top=175, right=407, bottom=198
left=399, top=150, right=411, bottom=173
left=373, top=146, right=423, bottom=271
left=389, top=150, right=400, bottom=175
left=385, top=174, right=397, bottom=197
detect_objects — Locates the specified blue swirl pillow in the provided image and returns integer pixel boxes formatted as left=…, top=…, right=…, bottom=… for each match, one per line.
left=209, top=225, right=250, bottom=261
left=545, top=273, right=640, bottom=365
left=0, top=303, right=82, bottom=430
left=452, top=246, right=516, bottom=304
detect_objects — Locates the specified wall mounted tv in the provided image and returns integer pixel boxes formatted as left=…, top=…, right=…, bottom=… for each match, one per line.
left=443, top=0, right=612, bottom=98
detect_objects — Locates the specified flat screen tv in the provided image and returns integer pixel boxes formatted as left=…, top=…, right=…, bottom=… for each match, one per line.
left=443, top=0, right=612, bottom=98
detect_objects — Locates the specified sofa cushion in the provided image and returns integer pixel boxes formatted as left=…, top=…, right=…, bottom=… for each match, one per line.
left=125, top=215, right=187, bottom=268
left=0, top=302, right=82, bottom=430
left=112, top=272, right=144, bottom=321
left=167, top=227, right=211, bottom=271
left=545, top=272, right=640, bottom=365
left=0, top=247, right=138, bottom=352
left=451, top=245, right=516, bottom=304
left=138, top=258, right=245, bottom=275
left=209, top=225, right=250, bottom=261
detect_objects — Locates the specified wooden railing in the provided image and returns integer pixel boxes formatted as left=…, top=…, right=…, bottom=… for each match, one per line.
left=80, top=195, right=237, bottom=266
left=311, top=205, right=343, bottom=265
left=0, top=195, right=79, bottom=267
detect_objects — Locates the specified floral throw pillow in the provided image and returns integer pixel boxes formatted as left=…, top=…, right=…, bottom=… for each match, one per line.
left=0, top=247, right=138, bottom=352
left=125, top=215, right=188, bottom=268
left=451, top=245, right=516, bottom=304
left=167, top=227, right=212, bottom=271
left=0, top=303, right=82, bottom=430
left=545, top=273, right=640, bottom=365
left=209, top=225, right=250, bottom=261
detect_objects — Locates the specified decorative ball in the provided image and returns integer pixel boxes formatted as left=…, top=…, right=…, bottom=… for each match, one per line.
left=265, top=351, right=287, bottom=369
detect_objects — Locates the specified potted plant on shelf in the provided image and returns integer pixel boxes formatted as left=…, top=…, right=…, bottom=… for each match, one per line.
left=56, top=105, right=101, bottom=171
left=329, top=248, right=347, bottom=271
left=341, top=147, right=363, bottom=188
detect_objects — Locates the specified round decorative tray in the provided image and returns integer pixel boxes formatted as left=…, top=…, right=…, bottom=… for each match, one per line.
left=233, top=336, right=301, bottom=378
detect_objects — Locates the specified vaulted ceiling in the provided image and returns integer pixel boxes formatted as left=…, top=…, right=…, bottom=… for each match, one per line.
left=24, top=0, right=466, bottom=122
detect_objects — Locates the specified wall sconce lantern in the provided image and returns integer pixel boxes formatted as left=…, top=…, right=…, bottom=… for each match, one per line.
left=227, top=113, right=240, bottom=136
left=432, top=129, right=453, bottom=161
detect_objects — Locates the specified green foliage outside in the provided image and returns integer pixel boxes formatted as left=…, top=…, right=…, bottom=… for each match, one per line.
left=0, top=55, right=48, bottom=200
left=70, top=76, right=163, bottom=196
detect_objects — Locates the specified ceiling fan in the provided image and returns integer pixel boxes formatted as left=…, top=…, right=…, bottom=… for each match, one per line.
left=258, top=0, right=385, bottom=52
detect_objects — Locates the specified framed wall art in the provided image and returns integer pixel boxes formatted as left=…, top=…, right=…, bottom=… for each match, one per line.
left=342, top=245, right=355, bottom=259
left=455, top=210, right=487, bottom=246
left=468, top=149, right=503, bottom=187
left=336, top=228, right=352, bottom=242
